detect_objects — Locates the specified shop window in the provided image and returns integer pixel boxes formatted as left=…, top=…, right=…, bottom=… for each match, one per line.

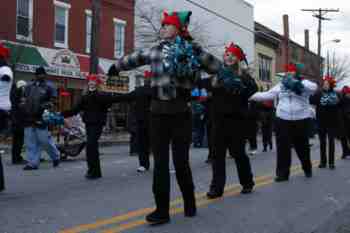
left=258, top=54, right=272, bottom=82
left=114, top=18, right=126, bottom=58
left=54, top=1, right=70, bottom=48
left=16, top=0, right=33, bottom=41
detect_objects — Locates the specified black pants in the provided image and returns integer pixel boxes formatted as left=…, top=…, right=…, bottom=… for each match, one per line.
left=247, top=120, right=258, bottom=150
left=12, top=126, right=24, bottom=163
left=262, top=123, right=273, bottom=150
left=210, top=116, right=254, bottom=193
left=86, top=125, right=103, bottom=177
left=151, top=112, right=195, bottom=215
left=129, top=130, right=138, bottom=154
left=137, top=120, right=150, bottom=169
left=206, top=118, right=214, bottom=159
left=0, top=110, right=8, bottom=191
left=275, top=118, right=311, bottom=178
left=319, top=128, right=335, bottom=165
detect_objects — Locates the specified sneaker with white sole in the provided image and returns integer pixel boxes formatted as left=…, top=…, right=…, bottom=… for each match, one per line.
left=137, top=166, right=147, bottom=172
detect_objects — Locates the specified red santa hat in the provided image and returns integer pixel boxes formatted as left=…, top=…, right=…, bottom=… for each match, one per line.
left=0, top=43, right=10, bottom=59
left=144, top=70, right=153, bottom=79
left=86, top=74, right=103, bottom=85
left=323, top=75, right=336, bottom=88
left=285, top=63, right=297, bottom=73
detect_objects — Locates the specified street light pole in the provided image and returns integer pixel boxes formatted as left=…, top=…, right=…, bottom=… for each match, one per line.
left=90, top=0, right=101, bottom=75
left=322, top=39, right=341, bottom=77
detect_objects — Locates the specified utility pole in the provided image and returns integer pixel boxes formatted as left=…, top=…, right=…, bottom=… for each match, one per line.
left=90, top=0, right=101, bottom=74
left=301, top=8, right=339, bottom=80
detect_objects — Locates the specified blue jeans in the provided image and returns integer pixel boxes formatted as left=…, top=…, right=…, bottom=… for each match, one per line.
left=24, top=127, right=59, bottom=168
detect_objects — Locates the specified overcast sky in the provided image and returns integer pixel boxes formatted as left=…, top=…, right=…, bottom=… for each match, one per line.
left=246, top=0, right=349, bottom=57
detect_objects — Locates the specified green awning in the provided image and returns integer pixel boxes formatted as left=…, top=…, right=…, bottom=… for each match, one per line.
left=4, top=42, right=48, bottom=67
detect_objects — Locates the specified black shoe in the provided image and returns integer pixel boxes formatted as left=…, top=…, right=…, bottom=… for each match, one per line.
left=53, top=160, right=60, bottom=168
left=263, top=148, right=267, bottom=152
left=318, top=163, right=326, bottom=168
left=12, top=159, right=26, bottom=165
left=145, top=210, right=170, bottom=225
left=329, top=164, right=336, bottom=170
left=23, top=165, right=38, bottom=170
left=241, top=186, right=254, bottom=194
left=85, top=173, right=102, bottom=180
left=305, top=171, right=312, bottom=178
left=206, top=190, right=223, bottom=199
left=274, top=176, right=289, bottom=182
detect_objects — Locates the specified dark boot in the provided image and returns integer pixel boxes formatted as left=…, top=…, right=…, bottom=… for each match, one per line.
left=183, top=192, right=197, bottom=217
left=145, top=210, right=170, bottom=225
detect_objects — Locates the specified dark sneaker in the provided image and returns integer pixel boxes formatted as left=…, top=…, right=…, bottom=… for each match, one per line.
left=274, top=176, right=289, bottom=182
left=23, top=165, right=38, bottom=170
left=241, top=186, right=254, bottom=194
left=145, top=210, right=170, bottom=225
left=85, top=173, right=102, bottom=180
left=305, top=171, right=312, bottom=178
left=329, top=164, right=336, bottom=170
left=53, top=160, right=60, bottom=168
left=318, top=163, right=326, bottom=168
left=206, top=190, right=223, bottom=199
left=184, top=195, right=197, bottom=217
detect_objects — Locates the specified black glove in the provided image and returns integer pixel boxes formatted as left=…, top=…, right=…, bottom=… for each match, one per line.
left=108, top=64, right=119, bottom=77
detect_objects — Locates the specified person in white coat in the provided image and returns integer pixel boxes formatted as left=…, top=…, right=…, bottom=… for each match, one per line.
left=250, top=63, right=317, bottom=182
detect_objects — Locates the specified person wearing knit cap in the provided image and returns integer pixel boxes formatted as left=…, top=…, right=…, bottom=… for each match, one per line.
left=340, top=86, right=350, bottom=159
left=206, top=42, right=256, bottom=199
left=108, top=10, right=222, bottom=224
left=22, top=66, right=61, bottom=170
left=0, top=43, right=12, bottom=192
left=250, top=62, right=317, bottom=182
left=310, top=76, right=344, bottom=169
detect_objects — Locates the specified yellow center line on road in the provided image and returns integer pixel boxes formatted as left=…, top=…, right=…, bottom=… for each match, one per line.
left=60, top=157, right=335, bottom=233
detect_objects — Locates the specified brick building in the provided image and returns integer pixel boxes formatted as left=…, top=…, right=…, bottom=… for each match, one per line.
left=0, top=0, right=135, bottom=129
left=254, top=17, right=322, bottom=90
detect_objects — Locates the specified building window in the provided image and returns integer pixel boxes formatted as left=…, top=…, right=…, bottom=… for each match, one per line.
left=114, top=18, right=126, bottom=58
left=54, top=1, right=71, bottom=48
left=16, top=0, right=33, bottom=41
left=85, top=10, right=92, bottom=53
left=258, top=54, right=272, bottom=82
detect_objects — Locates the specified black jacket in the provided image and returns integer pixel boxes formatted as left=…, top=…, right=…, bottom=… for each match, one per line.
left=211, top=73, right=258, bottom=118
left=62, top=91, right=122, bottom=126
left=10, top=84, right=26, bottom=128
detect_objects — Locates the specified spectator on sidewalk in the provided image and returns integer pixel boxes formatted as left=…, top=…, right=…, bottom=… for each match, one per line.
left=339, top=86, right=350, bottom=159
left=10, top=80, right=27, bottom=164
left=21, top=67, right=60, bottom=170
left=0, top=43, right=13, bottom=192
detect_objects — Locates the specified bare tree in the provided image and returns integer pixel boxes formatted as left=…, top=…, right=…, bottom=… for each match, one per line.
left=326, top=52, right=350, bottom=82
left=134, top=0, right=215, bottom=51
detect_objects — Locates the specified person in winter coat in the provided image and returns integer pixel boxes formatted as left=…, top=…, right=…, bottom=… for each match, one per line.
left=10, top=80, right=27, bottom=164
left=62, top=74, right=124, bottom=179
left=206, top=43, right=256, bottom=199
left=339, top=86, right=350, bottom=159
left=108, top=10, right=222, bottom=224
left=0, top=43, right=13, bottom=192
left=21, top=67, right=60, bottom=170
left=250, top=63, right=317, bottom=182
left=310, top=76, right=343, bottom=169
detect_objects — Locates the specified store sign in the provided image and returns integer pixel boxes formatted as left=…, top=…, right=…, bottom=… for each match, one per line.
left=49, top=49, right=83, bottom=79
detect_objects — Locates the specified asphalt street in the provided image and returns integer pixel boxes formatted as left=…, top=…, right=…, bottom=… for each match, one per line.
left=1, top=138, right=350, bottom=233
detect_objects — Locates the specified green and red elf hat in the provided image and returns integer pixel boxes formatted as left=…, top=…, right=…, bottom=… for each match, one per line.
left=224, top=43, right=248, bottom=65
left=342, top=86, right=350, bottom=94
left=144, top=70, right=153, bottom=79
left=285, top=62, right=305, bottom=79
left=161, top=11, right=192, bottom=39
left=0, top=43, right=10, bottom=59
left=323, top=75, right=336, bottom=88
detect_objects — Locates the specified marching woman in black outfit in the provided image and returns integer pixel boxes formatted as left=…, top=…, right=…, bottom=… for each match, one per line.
left=310, top=76, right=344, bottom=169
left=206, top=43, right=256, bottom=199
left=62, top=75, right=123, bottom=179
